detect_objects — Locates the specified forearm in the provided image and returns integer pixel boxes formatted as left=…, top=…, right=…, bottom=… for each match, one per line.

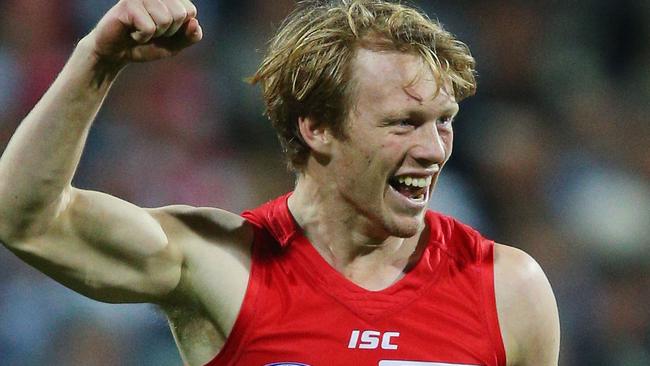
left=0, top=36, right=123, bottom=240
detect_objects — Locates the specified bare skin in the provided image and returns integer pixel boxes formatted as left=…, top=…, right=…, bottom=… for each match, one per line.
left=0, top=1, right=559, bottom=365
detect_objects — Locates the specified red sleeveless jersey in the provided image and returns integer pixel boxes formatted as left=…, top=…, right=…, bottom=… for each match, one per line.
left=207, top=194, right=506, bottom=366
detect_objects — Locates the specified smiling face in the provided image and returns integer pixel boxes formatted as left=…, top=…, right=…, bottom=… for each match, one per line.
left=326, top=48, right=458, bottom=238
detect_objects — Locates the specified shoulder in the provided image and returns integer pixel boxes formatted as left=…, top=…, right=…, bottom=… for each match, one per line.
left=147, top=205, right=255, bottom=304
left=148, top=205, right=254, bottom=246
left=493, top=243, right=560, bottom=366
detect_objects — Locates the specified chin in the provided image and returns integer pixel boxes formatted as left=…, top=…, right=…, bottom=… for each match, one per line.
left=384, top=213, right=425, bottom=238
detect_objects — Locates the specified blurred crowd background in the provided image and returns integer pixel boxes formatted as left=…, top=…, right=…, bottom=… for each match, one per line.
left=1, top=0, right=648, bottom=365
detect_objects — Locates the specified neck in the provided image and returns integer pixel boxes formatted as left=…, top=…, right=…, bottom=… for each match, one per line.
left=287, top=173, right=426, bottom=275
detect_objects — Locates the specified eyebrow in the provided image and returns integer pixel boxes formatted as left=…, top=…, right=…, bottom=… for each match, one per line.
left=402, top=86, right=459, bottom=113
left=441, top=103, right=460, bottom=115
left=382, top=104, right=459, bottom=122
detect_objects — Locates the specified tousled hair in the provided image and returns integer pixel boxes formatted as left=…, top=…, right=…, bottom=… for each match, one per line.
left=249, top=0, right=477, bottom=171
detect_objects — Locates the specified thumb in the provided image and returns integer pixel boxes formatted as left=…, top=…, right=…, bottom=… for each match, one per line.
left=148, top=17, right=202, bottom=53
left=184, top=18, right=203, bottom=43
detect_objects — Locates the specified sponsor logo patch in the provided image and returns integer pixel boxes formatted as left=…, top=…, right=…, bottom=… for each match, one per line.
left=348, top=329, right=400, bottom=350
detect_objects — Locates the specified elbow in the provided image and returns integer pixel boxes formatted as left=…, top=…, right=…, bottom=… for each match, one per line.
left=0, top=213, right=36, bottom=244
left=0, top=187, right=73, bottom=244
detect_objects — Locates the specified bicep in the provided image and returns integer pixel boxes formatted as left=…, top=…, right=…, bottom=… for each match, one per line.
left=6, top=188, right=183, bottom=303
left=494, top=244, right=560, bottom=366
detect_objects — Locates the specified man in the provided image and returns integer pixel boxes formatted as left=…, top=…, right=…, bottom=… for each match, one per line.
left=0, top=0, right=559, bottom=365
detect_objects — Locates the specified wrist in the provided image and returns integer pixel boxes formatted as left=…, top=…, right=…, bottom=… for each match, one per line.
left=75, top=35, right=126, bottom=86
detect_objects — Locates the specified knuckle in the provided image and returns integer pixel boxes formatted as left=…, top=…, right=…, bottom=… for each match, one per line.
left=143, top=23, right=157, bottom=35
left=159, top=14, right=174, bottom=28
left=176, top=9, right=188, bottom=22
left=187, top=4, right=197, bottom=18
left=125, top=0, right=141, bottom=9
left=120, top=0, right=134, bottom=12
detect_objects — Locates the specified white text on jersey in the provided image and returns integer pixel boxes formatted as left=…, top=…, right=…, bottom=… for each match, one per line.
left=348, top=330, right=400, bottom=350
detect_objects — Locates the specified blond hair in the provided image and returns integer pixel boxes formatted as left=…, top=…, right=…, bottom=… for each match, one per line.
left=250, top=0, right=477, bottom=171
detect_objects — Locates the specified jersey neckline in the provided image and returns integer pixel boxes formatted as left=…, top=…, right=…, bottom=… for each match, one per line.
left=276, top=192, right=445, bottom=320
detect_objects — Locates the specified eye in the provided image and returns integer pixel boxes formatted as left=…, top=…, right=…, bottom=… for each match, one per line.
left=386, top=119, right=417, bottom=130
left=437, top=115, right=454, bottom=127
left=397, top=119, right=415, bottom=127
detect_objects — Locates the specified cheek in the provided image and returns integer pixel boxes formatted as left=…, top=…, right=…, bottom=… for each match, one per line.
left=381, top=138, right=407, bottom=157
left=335, top=144, right=373, bottom=184
left=340, top=143, right=373, bottom=168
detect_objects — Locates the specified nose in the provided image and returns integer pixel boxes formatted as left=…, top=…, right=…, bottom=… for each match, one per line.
left=410, top=122, right=449, bottom=167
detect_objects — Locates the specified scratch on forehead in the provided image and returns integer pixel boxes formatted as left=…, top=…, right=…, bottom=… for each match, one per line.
left=403, top=86, right=424, bottom=103
left=402, top=85, right=426, bottom=105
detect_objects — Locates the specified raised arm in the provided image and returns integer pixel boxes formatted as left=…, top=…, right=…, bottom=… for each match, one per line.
left=0, top=0, right=202, bottom=304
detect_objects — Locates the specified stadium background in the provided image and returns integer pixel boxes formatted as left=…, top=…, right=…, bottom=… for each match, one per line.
left=0, top=0, right=648, bottom=364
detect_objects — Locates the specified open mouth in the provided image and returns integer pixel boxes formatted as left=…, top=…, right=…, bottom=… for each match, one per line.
left=388, top=175, right=432, bottom=202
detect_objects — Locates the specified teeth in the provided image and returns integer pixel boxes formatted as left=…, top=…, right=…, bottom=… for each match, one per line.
left=395, top=175, right=433, bottom=188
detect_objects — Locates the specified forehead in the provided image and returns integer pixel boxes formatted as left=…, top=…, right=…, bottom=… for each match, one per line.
left=350, top=48, right=456, bottom=112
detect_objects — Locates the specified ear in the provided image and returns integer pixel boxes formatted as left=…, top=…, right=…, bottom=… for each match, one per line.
left=298, top=116, right=333, bottom=156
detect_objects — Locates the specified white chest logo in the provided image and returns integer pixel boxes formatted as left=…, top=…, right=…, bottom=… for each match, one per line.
left=348, top=330, right=400, bottom=350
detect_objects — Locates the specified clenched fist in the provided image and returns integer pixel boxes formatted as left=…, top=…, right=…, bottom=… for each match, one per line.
left=84, top=0, right=202, bottom=66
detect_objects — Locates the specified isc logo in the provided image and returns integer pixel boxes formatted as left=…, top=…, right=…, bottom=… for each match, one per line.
left=347, top=330, right=400, bottom=350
